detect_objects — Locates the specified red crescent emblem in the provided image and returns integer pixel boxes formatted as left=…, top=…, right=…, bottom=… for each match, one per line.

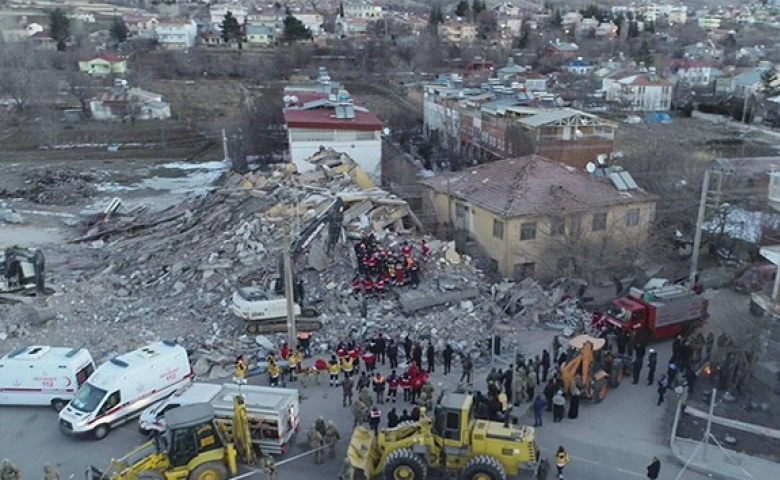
left=64, top=377, right=72, bottom=387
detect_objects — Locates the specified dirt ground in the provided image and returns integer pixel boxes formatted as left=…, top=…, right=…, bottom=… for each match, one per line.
left=677, top=378, right=780, bottom=463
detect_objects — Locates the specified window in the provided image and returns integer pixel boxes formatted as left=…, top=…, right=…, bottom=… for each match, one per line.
left=626, top=208, right=640, bottom=227
left=75, top=364, right=95, bottom=387
left=520, top=222, right=537, bottom=241
left=488, top=258, right=499, bottom=273
left=513, top=262, right=535, bottom=279
left=569, top=215, right=582, bottom=239
left=592, top=212, right=607, bottom=231
left=492, top=219, right=505, bottom=239
left=98, top=391, right=121, bottom=415
left=550, top=218, right=565, bottom=237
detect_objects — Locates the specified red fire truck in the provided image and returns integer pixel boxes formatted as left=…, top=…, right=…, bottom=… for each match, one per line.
left=592, top=284, right=708, bottom=342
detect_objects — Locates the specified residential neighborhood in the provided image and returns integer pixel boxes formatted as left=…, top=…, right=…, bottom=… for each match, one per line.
left=0, top=1, right=780, bottom=480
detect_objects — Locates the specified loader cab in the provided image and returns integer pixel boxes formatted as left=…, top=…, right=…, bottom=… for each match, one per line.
left=162, top=403, right=224, bottom=468
left=433, top=393, right=474, bottom=446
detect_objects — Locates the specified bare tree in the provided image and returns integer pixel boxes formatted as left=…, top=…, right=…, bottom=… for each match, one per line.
left=34, top=107, right=63, bottom=147
left=0, top=41, right=35, bottom=110
left=64, top=66, right=100, bottom=118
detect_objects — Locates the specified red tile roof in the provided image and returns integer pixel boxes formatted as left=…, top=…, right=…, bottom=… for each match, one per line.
left=30, top=31, right=52, bottom=40
left=83, top=52, right=125, bottom=63
left=284, top=108, right=383, bottom=131
left=420, top=155, right=657, bottom=218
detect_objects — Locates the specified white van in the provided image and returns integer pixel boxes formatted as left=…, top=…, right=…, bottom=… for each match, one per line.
left=138, top=382, right=222, bottom=434
left=58, top=340, right=193, bottom=440
left=0, top=346, right=95, bottom=411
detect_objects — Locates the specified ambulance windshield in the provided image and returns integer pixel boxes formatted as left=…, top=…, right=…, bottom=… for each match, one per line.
left=70, top=383, right=107, bottom=413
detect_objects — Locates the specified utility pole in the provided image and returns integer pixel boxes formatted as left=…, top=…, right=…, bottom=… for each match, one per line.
left=221, top=128, right=229, bottom=162
left=689, top=169, right=710, bottom=288
left=283, top=234, right=297, bottom=349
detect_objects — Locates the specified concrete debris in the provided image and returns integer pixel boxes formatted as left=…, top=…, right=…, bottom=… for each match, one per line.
left=0, top=203, right=24, bottom=224
left=491, top=277, right=591, bottom=332
left=0, top=151, right=590, bottom=378
left=2, top=167, right=102, bottom=205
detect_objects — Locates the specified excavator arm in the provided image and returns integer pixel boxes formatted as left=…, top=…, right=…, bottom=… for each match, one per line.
left=275, top=197, right=344, bottom=294
left=560, top=341, right=594, bottom=394
left=231, top=395, right=256, bottom=466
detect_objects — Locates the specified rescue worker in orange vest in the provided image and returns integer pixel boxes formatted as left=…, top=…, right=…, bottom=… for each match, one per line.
left=268, top=361, right=281, bottom=387
left=234, top=355, right=248, bottom=385
left=328, top=355, right=342, bottom=386
left=341, top=355, right=355, bottom=378
left=372, top=372, right=386, bottom=404
left=297, top=331, right=312, bottom=358
left=289, top=348, right=302, bottom=382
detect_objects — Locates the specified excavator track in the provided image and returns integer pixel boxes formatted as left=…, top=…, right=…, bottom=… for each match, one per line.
left=245, top=319, right=323, bottom=334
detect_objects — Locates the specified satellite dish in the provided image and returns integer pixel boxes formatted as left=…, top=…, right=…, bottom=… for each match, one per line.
left=574, top=129, right=583, bottom=139
left=586, top=162, right=597, bottom=173
left=283, top=95, right=292, bottom=104
left=597, top=154, right=607, bottom=165
left=382, top=127, right=391, bottom=136
left=290, top=96, right=299, bottom=104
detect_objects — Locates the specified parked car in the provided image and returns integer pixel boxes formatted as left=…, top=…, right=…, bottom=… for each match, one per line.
left=734, top=264, right=777, bottom=293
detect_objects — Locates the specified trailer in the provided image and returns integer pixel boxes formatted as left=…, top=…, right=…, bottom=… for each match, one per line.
left=210, top=383, right=300, bottom=455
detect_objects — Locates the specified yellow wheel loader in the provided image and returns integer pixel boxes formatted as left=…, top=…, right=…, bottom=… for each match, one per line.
left=560, top=334, right=625, bottom=404
left=347, top=392, right=547, bottom=480
left=90, top=396, right=256, bottom=480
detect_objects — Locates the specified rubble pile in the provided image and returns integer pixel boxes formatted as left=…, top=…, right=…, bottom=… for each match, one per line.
left=16, top=167, right=100, bottom=205
left=0, top=151, right=584, bottom=372
left=492, top=277, right=591, bottom=332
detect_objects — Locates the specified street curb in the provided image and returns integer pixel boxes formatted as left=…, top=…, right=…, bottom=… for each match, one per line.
left=669, top=441, right=738, bottom=480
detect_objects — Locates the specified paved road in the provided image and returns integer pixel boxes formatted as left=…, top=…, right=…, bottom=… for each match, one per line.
left=0, top=328, right=717, bottom=480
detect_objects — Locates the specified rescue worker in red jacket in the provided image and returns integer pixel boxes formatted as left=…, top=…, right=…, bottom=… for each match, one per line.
left=394, top=259, right=405, bottom=286
left=376, top=276, right=386, bottom=300
left=410, top=372, right=425, bottom=404
left=362, top=349, right=377, bottom=373
left=349, top=344, right=361, bottom=373
left=402, top=241, right=412, bottom=257
left=352, top=275, right=362, bottom=298
left=421, top=239, right=431, bottom=264
left=363, top=276, right=374, bottom=297
left=387, top=370, right=400, bottom=403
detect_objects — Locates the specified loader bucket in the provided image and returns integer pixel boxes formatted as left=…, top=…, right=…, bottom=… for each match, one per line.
left=347, top=425, right=378, bottom=477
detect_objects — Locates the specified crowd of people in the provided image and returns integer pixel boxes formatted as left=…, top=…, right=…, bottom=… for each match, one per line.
left=351, top=235, right=430, bottom=299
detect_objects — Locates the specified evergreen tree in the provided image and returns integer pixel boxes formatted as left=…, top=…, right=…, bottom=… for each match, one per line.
left=635, top=40, right=653, bottom=66
left=283, top=12, right=313, bottom=42
left=339, top=1, right=345, bottom=18
left=552, top=9, right=563, bottom=27
left=472, top=0, right=485, bottom=15
left=429, top=3, right=444, bottom=32
left=455, top=0, right=470, bottom=18
left=49, top=7, right=70, bottom=51
left=221, top=11, right=244, bottom=48
left=109, top=17, right=129, bottom=44
left=513, top=29, right=529, bottom=49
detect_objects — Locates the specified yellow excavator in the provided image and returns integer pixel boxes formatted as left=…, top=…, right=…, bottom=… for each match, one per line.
left=347, top=391, right=547, bottom=480
left=90, top=396, right=256, bottom=480
left=560, top=334, right=624, bottom=404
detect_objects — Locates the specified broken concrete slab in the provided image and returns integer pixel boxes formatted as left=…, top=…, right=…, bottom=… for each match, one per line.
left=398, top=288, right=481, bottom=314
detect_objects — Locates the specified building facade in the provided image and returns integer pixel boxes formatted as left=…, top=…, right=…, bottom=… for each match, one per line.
left=283, top=68, right=384, bottom=183
left=420, top=155, right=657, bottom=280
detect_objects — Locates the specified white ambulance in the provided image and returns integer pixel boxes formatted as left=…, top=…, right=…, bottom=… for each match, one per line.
left=58, top=340, right=193, bottom=440
left=0, top=346, right=96, bottom=411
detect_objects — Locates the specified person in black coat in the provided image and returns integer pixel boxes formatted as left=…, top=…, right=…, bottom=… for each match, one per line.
left=425, top=343, right=435, bottom=373
left=442, top=344, right=454, bottom=374
left=646, top=457, right=661, bottom=479
left=541, top=350, right=551, bottom=382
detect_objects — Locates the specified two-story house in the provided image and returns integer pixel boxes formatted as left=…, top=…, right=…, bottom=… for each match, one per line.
left=245, top=25, right=277, bottom=47
left=420, top=155, right=657, bottom=280
left=439, top=22, right=477, bottom=43
left=122, top=14, right=158, bottom=39
left=210, top=4, right=248, bottom=30
left=603, top=71, right=673, bottom=111
left=670, top=59, right=721, bottom=86
left=154, top=19, right=198, bottom=50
